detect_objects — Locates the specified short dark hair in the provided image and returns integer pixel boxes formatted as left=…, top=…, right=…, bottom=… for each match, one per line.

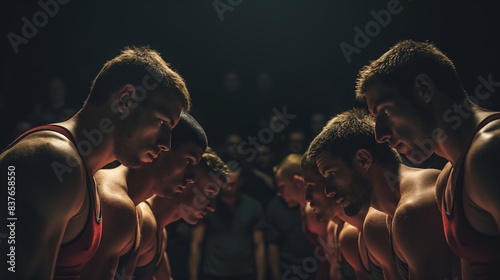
left=355, top=40, right=466, bottom=101
left=273, top=153, right=303, bottom=178
left=171, top=112, right=208, bottom=151
left=307, top=109, right=401, bottom=167
left=199, top=147, right=230, bottom=184
left=85, top=46, right=191, bottom=110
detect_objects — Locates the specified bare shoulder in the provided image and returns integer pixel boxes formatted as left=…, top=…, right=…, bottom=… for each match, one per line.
left=435, top=162, right=453, bottom=209
left=339, top=223, right=360, bottom=253
left=364, top=207, right=389, bottom=246
left=97, top=172, right=137, bottom=250
left=137, top=202, right=158, bottom=255
left=466, top=123, right=500, bottom=190
left=1, top=131, right=86, bottom=213
left=465, top=121, right=500, bottom=220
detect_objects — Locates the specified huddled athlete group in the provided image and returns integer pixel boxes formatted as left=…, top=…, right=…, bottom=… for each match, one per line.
left=1, top=40, right=499, bottom=280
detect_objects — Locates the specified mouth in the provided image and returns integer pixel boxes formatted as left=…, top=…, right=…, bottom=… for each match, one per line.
left=175, top=185, right=186, bottom=193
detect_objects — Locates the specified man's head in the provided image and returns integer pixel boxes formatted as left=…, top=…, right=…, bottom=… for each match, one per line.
left=85, top=46, right=191, bottom=167
left=308, top=109, right=401, bottom=216
left=355, top=40, right=464, bottom=163
left=274, top=154, right=306, bottom=208
left=178, top=147, right=229, bottom=224
left=302, top=154, right=343, bottom=222
left=151, top=112, right=207, bottom=199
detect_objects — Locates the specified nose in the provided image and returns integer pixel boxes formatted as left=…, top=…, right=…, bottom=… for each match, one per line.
left=374, top=117, right=391, bottom=144
left=207, top=198, right=216, bottom=212
left=324, top=176, right=337, bottom=198
left=184, top=164, right=196, bottom=185
left=157, top=127, right=172, bottom=152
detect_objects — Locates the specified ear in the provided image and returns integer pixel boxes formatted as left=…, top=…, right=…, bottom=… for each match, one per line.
left=353, top=149, right=373, bottom=174
left=112, top=84, right=135, bottom=114
left=413, top=74, right=435, bottom=103
left=293, top=175, right=305, bottom=187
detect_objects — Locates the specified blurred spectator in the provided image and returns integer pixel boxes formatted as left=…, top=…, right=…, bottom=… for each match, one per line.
left=309, top=112, right=327, bottom=138
left=287, top=130, right=306, bottom=155
left=254, top=145, right=276, bottom=177
left=189, top=170, right=266, bottom=280
left=220, top=133, right=243, bottom=160
left=27, top=77, right=76, bottom=126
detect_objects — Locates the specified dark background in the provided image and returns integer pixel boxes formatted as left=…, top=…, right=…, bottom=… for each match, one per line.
left=2, top=0, right=499, bottom=147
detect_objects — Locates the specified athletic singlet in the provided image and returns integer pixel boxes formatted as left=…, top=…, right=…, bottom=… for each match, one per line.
left=335, top=221, right=356, bottom=280
left=358, top=245, right=384, bottom=280
left=133, top=201, right=165, bottom=280
left=441, top=113, right=500, bottom=279
left=116, top=210, right=141, bottom=275
left=4, top=125, right=102, bottom=279
left=387, top=217, right=409, bottom=280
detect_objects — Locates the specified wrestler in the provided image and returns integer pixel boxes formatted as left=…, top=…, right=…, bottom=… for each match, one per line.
left=133, top=147, right=229, bottom=280
left=308, top=109, right=459, bottom=280
left=80, top=112, right=207, bottom=279
left=272, top=154, right=330, bottom=280
left=302, top=152, right=400, bottom=280
left=0, top=46, right=190, bottom=279
left=355, top=40, right=500, bottom=279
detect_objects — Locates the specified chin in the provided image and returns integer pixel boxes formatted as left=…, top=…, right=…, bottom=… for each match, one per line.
left=185, top=217, right=200, bottom=225
left=404, top=149, right=433, bottom=164
left=117, top=154, right=144, bottom=168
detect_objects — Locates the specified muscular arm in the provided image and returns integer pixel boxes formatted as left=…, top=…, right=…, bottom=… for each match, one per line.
left=268, top=243, right=281, bottom=280
left=155, top=230, right=172, bottom=280
left=253, top=230, right=266, bottom=280
left=467, top=136, right=500, bottom=232
left=363, top=208, right=400, bottom=280
left=339, top=223, right=369, bottom=280
left=189, top=223, right=205, bottom=280
left=1, top=135, right=86, bottom=279
left=80, top=188, right=137, bottom=280
left=155, top=252, right=172, bottom=280
left=395, top=195, right=455, bottom=280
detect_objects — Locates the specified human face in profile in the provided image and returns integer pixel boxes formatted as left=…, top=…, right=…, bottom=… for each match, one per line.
left=178, top=164, right=221, bottom=224
left=364, top=82, right=436, bottom=164
left=114, top=92, right=183, bottom=167
left=316, top=152, right=372, bottom=217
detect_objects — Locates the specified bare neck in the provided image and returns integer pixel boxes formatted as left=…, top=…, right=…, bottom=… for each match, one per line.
left=434, top=99, right=491, bottom=166
left=58, top=105, right=117, bottom=175
left=148, top=197, right=180, bottom=227
left=368, top=164, right=403, bottom=218
left=127, top=165, right=158, bottom=205
left=341, top=209, right=366, bottom=230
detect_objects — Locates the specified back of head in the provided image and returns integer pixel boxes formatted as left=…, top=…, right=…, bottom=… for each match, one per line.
left=199, top=147, right=230, bottom=184
left=171, top=112, right=208, bottom=151
left=355, top=40, right=466, bottom=102
left=85, top=46, right=191, bottom=110
left=307, top=108, right=401, bottom=167
left=274, top=153, right=303, bottom=178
